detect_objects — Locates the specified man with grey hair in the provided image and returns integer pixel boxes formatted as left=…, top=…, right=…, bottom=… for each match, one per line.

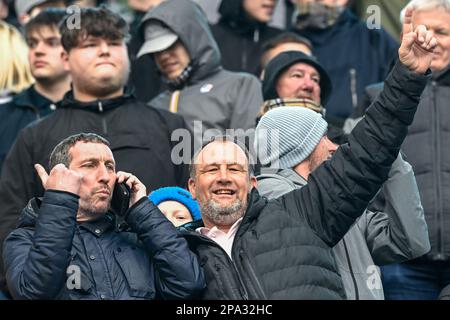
left=2, top=132, right=204, bottom=299
left=380, top=0, right=450, bottom=300
left=178, top=8, right=437, bottom=298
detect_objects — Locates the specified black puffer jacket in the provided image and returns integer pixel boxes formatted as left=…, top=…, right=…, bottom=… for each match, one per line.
left=0, top=91, right=190, bottom=292
left=182, top=62, right=429, bottom=299
left=3, top=191, right=205, bottom=299
left=211, top=0, right=282, bottom=75
left=402, top=66, right=450, bottom=261
left=348, top=66, right=450, bottom=262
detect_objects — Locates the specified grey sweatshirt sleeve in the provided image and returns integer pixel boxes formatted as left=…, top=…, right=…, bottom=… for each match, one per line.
left=361, top=153, right=431, bottom=264
left=256, top=174, right=297, bottom=200
left=229, top=74, right=263, bottom=130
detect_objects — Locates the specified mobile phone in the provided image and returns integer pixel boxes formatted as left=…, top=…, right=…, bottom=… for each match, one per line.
left=111, top=182, right=131, bottom=217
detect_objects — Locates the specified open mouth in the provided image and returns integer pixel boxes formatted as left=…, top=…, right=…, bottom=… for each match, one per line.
left=212, top=189, right=236, bottom=196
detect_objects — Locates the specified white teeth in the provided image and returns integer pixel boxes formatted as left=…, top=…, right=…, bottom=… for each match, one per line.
left=216, top=190, right=233, bottom=194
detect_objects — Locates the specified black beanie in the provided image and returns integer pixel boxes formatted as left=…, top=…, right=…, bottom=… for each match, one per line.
left=262, top=51, right=333, bottom=105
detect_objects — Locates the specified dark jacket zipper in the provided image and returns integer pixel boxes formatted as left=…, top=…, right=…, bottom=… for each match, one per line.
left=98, top=101, right=108, bottom=135
left=238, top=249, right=267, bottom=299
left=432, top=81, right=443, bottom=258
left=350, top=68, right=358, bottom=109
left=342, top=238, right=359, bottom=299
left=242, top=37, right=248, bottom=71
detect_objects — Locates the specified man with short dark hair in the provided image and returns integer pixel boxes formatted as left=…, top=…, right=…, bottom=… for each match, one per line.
left=0, top=6, right=190, bottom=293
left=2, top=133, right=204, bottom=299
left=0, top=8, right=70, bottom=173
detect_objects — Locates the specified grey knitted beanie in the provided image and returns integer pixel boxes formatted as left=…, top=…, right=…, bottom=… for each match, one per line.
left=255, top=107, right=328, bottom=169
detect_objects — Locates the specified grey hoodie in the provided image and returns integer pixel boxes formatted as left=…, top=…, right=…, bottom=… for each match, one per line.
left=142, top=0, right=263, bottom=146
left=256, top=154, right=430, bottom=299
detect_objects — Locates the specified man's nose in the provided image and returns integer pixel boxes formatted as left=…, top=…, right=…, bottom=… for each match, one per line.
left=97, top=164, right=111, bottom=183
left=301, top=77, right=315, bottom=90
left=328, top=139, right=339, bottom=153
left=33, top=41, right=45, bottom=55
left=217, top=166, right=231, bottom=182
left=99, top=41, right=110, bottom=55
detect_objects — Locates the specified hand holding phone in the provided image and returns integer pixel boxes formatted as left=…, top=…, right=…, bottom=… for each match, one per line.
left=111, top=182, right=131, bottom=217
left=115, top=171, right=147, bottom=209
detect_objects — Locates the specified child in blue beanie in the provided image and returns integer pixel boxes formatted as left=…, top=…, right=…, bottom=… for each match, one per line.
left=149, top=187, right=202, bottom=227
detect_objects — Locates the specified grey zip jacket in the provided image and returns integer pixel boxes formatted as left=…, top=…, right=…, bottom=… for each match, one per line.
left=142, top=0, right=263, bottom=146
left=256, top=154, right=430, bottom=299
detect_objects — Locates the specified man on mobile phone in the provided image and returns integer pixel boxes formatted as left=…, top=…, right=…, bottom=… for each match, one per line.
left=2, top=133, right=204, bottom=300
left=0, top=6, right=191, bottom=293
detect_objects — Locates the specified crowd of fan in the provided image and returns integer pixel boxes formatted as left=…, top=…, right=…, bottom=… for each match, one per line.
left=0, top=0, right=449, bottom=300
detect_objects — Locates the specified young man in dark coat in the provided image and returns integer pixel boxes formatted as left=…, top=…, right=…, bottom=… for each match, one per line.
left=211, top=0, right=283, bottom=76
left=0, top=7, right=190, bottom=294
left=180, top=7, right=436, bottom=299
left=0, top=9, right=70, bottom=173
left=3, top=133, right=204, bottom=299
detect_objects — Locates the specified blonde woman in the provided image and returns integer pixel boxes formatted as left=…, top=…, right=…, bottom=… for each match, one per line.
left=0, top=21, right=34, bottom=102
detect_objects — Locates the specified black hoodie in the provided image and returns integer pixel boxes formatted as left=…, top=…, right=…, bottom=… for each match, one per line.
left=211, top=0, right=282, bottom=76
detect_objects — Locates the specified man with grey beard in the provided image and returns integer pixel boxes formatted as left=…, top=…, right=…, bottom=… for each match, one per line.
left=0, top=6, right=189, bottom=295
left=179, top=7, right=437, bottom=299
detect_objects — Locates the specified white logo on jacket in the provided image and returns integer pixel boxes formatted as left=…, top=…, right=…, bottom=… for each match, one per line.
left=200, top=84, right=213, bottom=93
left=366, top=265, right=382, bottom=290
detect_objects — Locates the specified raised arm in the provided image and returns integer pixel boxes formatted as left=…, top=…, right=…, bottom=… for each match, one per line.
left=286, top=7, right=436, bottom=246
left=3, top=164, right=82, bottom=299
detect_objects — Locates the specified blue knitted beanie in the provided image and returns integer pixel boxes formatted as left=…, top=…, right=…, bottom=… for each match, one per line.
left=149, top=187, right=202, bottom=221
